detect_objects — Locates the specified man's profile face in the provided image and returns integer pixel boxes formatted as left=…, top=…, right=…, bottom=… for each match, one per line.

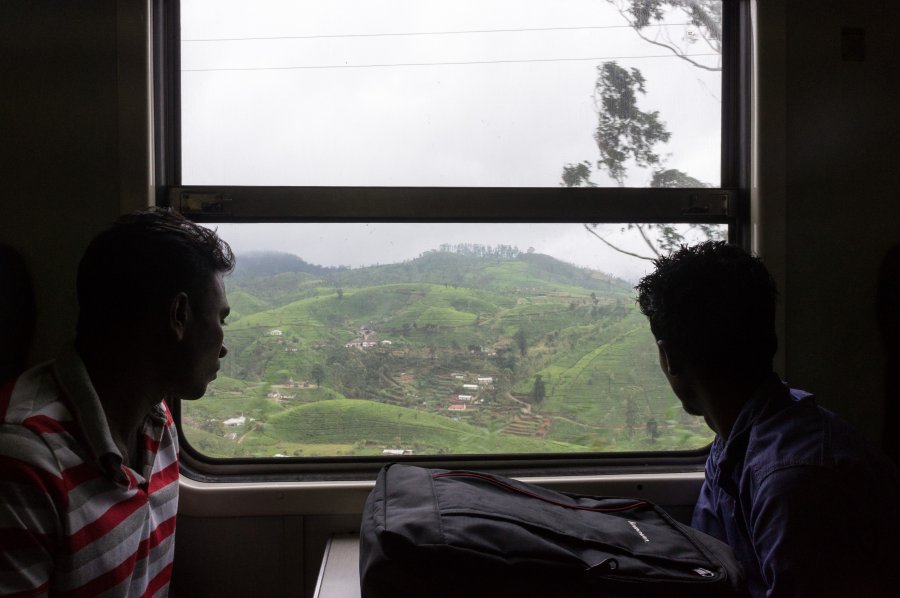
left=174, top=273, right=230, bottom=400
left=657, top=343, right=703, bottom=417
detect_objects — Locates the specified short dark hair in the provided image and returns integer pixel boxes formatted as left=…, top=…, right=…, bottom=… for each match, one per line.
left=635, top=241, right=778, bottom=377
left=76, top=208, right=234, bottom=338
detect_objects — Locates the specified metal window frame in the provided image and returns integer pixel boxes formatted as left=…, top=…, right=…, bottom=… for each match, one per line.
left=154, top=0, right=750, bottom=480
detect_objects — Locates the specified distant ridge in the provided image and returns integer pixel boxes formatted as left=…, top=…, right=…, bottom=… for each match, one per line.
left=231, top=249, right=631, bottom=292
left=231, top=251, right=344, bottom=280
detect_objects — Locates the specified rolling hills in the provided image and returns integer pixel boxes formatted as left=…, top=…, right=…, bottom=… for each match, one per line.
left=181, top=247, right=713, bottom=458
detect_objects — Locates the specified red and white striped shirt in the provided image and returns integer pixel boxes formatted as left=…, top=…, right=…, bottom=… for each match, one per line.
left=0, top=345, right=179, bottom=597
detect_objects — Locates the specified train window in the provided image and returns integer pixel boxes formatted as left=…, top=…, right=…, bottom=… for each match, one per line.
left=159, top=0, right=747, bottom=471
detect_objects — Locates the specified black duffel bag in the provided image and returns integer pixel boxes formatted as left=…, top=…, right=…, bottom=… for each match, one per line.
left=360, top=463, right=745, bottom=597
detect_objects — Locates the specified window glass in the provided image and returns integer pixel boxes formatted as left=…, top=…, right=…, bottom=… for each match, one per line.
left=180, top=0, right=722, bottom=187
left=181, top=222, right=720, bottom=458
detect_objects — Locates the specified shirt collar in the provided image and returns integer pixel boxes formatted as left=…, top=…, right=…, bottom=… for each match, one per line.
left=713, top=373, right=789, bottom=486
left=52, top=343, right=122, bottom=465
left=52, top=343, right=167, bottom=486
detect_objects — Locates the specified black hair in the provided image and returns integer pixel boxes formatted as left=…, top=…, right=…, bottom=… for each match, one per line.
left=76, top=207, right=234, bottom=338
left=635, top=241, right=778, bottom=377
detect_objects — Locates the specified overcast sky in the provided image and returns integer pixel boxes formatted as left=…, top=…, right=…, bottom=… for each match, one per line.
left=184, top=0, right=723, bottom=281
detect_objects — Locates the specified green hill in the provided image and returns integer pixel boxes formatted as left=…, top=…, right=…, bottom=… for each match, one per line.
left=180, top=246, right=713, bottom=458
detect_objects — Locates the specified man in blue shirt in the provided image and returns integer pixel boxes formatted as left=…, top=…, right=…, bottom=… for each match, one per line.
left=636, top=241, right=900, bottom=597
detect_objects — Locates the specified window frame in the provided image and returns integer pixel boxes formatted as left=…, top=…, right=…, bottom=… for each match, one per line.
left=154, top=0, right=752, bottom=480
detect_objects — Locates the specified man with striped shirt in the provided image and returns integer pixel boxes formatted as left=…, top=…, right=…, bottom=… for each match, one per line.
left=1, top=209, right=233, bottom=597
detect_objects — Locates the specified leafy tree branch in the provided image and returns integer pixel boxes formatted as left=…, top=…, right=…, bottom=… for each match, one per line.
left=561, top=0, right=725, bottom=259
left=610, top=0, right=722, bottom=68
left=592, top=62, right=671, bottom=186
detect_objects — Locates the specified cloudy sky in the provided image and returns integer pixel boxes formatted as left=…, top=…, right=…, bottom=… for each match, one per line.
left=183, top=0, right=723, bottom=281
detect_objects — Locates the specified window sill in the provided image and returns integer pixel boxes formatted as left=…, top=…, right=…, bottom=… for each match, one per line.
left=176, top=470, right=705, bottom=518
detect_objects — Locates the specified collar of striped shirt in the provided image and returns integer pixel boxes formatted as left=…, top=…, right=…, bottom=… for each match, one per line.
left=52, top=342, right=171, bottom=488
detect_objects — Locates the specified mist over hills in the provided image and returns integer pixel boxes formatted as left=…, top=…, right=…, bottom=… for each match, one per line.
left=230, top=248, right=631, bottom=294
left=230, top=251, right=345, bottom=280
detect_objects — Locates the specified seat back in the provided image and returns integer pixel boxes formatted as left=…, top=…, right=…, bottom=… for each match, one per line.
left=0, top=245, right=36, bottom=383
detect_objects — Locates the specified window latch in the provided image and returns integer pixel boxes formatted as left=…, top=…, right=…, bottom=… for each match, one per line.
left=176, top=192, right=233, bottom=216
left=682, top=193, right=730, bottom=216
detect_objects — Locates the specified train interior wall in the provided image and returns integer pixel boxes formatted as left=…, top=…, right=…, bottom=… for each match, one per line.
left=2, top=1, right=899, bottom=596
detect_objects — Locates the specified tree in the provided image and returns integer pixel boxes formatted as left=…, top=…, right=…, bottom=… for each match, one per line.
left=531, top=374, right=547, bottom=404
left=336, top=287, right=343, bottom=300
left=563, top=0, right=725, bottom=260
left=561, top=161, right=596, bottom=188
left=646, top=418, right=659, bottom=443
left=624, top=394, right=638, bottom=438
left=310, top=363, right=325, bottom=388
left=514, top=328, right=528, bottom=357
left=569, top=65, right=713, bottom=259
left=493, top=348, right=516, bottom=372
left=650, top=168, right=708, bottom=188
left=593, top=62, right=671, bottom=186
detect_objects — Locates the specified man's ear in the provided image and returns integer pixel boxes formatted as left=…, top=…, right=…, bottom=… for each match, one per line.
left=657, top=340, right=679, bottom=376
left=169, top=292, right=191, bottom=341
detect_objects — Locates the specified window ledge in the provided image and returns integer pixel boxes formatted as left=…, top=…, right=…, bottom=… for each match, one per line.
left=177, top=471, right=704, bottom=517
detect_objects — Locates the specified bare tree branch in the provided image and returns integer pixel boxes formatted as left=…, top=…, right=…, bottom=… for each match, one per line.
left=695, top=26, right=721, bottom=54
left=628, top=24, right=721, bottom=71
left=609, top=0, right=722, bottom=72
left=633, top=224, right=662, bottom=258
left=583, top=224, right=655, bottom=261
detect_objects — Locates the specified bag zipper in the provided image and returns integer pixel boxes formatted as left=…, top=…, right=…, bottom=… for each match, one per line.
left=432, top=471, right=649, bottom=513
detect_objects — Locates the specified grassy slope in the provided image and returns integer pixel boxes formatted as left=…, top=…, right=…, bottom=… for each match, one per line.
left=259, top=398, right=581, bottom=454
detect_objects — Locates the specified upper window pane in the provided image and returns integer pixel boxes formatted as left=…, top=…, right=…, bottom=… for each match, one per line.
left=180, top=0, right=723, bottom=187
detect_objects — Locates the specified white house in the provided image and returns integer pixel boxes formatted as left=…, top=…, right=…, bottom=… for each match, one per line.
left=268, top=329, right=283, bottom=336
left=224, top=415, right=246, bottom=426
left=345, top=338, right=378, bottom=349
left=382, top=449, right=415, bottom=456
left=457, top=394, right=473, bottom=401
left=462, top=383, right=478, bottom=390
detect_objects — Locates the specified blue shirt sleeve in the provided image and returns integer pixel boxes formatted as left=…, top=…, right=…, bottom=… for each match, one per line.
left=691, top=477, right=725, bottom=539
